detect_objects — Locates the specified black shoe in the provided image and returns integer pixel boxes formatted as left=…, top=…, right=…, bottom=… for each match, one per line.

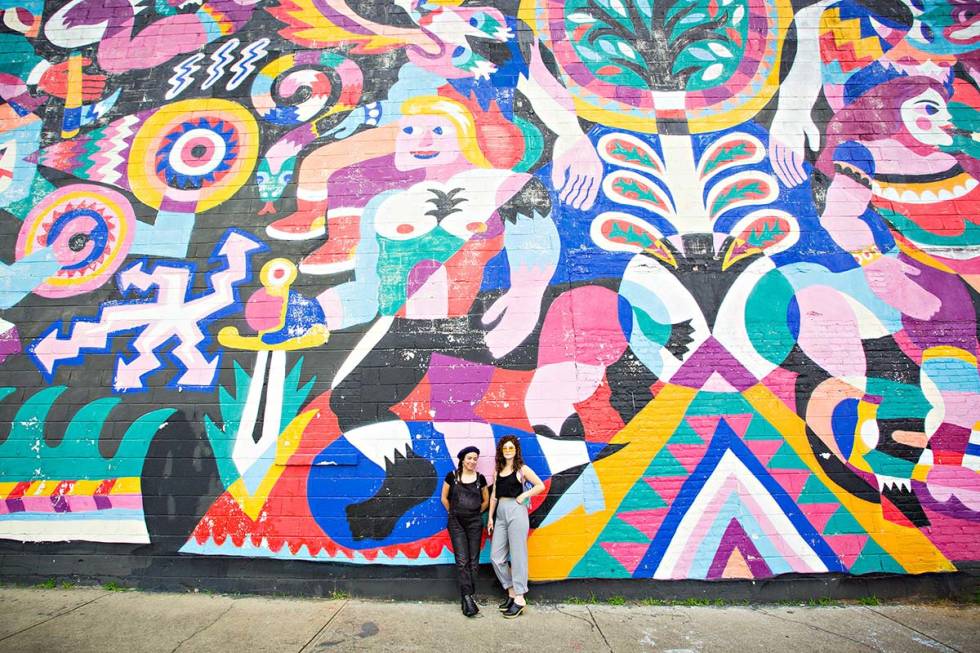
left=498, top=597, right=514, bottom=612
left=463, top=595, right=479, bottom=617
left=502, top=601, right=525, bottom=618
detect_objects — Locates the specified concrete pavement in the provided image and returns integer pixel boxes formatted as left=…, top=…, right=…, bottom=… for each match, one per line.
left=0, top=586, right=977, bottom=652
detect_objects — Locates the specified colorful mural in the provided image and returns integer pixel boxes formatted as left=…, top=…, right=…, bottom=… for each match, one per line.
left=0, top=0, right=978, bottom=583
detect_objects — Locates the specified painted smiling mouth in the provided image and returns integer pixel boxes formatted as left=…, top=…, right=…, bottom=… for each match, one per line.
left=411, top=151, right=440, bottom=159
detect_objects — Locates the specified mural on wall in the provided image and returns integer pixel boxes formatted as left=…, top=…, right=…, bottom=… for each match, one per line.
left=0, top=0, right=978, bottom=582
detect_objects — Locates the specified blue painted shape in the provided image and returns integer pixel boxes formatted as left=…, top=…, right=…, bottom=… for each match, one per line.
left=632, top=418, right=845, bottom=578
left=831, top=398, right=859, bottom=462
left=307, top=422, right=552, bottom=550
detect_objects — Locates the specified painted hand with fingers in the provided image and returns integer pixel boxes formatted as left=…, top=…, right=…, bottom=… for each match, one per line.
left=552, top=133, right=602, bottom=210
left=768, top=111, right=820, bottom=188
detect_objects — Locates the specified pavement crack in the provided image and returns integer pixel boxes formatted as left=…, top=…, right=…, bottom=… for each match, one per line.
left=0, top=591, right=109, bottom=644
left=586, top=606, right=613, bottom=652
left=757, top=608, right=880, bottom=652
left=554, top=604, right=600, bottom=630
left=171, top=600, right=235, bottom=653
left=864, top=607, right=962, bottom=653
left=299, top=599, right=348, bottom=653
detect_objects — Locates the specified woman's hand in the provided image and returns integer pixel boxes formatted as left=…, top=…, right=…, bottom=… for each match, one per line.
left=515, top=493, right=527, bottom=505
left=487, top=518, right=494, bottom=534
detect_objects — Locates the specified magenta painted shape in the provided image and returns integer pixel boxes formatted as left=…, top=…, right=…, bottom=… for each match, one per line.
left=706, top=518, right=773, bottom=579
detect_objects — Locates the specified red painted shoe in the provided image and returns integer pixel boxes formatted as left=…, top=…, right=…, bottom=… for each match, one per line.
left=299, top=211, right=361, bottom=275
left=266, top=200, right=327, bottom=240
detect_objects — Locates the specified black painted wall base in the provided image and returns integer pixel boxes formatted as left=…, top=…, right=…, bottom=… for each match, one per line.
left=1, top=542, right=977, bottom=602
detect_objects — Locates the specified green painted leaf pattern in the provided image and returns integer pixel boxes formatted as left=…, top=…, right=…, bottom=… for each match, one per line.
left=565, top=0, right=749, bottom=92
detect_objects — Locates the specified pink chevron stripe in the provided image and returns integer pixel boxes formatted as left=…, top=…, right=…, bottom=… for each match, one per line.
left=671, top=476, right=739, bottom=578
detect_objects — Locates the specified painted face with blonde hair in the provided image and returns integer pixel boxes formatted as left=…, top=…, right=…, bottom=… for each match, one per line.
left=394, top=96, right=492, bottom=171
left=395, top=114, right=463, bottom=171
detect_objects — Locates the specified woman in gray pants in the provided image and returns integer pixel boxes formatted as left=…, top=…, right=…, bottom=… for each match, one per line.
left=487, top=436, right=545, bottom=618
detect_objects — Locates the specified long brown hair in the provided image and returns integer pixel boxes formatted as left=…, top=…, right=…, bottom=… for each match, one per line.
left=495, top=435, right=524, bottom=477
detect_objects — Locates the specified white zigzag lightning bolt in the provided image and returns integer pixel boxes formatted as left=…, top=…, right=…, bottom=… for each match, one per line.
left=202, top=38, right=239, bottom=90
left=227, top=38, right=270, bottom=91
left=166, top=53, right=205, bottom=100
left=93, top=114, right=140, bottom=186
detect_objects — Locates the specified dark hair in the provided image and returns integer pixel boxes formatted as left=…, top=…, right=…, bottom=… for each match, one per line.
left=495, top=435, right=524, bottom=476
left=455, top=446, right=480, bottom=482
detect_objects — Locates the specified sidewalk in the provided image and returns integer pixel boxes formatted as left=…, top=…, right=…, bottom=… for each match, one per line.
left=0, top=586, right=977, bottom=653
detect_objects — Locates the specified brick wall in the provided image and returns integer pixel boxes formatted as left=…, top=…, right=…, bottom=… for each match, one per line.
left=0, top=0, right=978, bottom=588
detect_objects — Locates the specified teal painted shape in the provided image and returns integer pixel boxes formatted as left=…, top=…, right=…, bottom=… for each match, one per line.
left=205, top=357, right=317, bottom=490
left=823, top=506, right=866, bottom=535
left=1, top=386, right=68, bottom=480
left=744, top=269, right=796, bottom=368
left=796, top=475, right=839, bottom=505
left=849, top=539, right=905, bottom=574
left=0, top=387, right=173, bottom=480
left=280, top=355, right=316, bottom=435
left=204, top=360, right=252, bottom=489
left=109, top=408, right=175, bottom=477
left=570, top=542, right=634, bottom=579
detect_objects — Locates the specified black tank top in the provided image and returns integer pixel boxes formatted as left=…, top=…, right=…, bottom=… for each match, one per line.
left=495, top=471, right=523, bottom=498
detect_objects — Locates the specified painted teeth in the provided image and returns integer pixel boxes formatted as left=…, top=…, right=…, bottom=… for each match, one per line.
left=875, top=180, right=975, bottom=204
left=876, top=475, right=911, bottom=492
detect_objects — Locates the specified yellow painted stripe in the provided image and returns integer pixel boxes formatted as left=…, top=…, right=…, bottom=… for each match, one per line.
left=743, top=384, right=954, bottom=573
left=528, top=384, right=697, bottom=580
left=111, top=477, right=142, bottom=495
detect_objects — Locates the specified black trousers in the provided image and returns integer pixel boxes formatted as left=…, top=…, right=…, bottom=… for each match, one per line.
left=447, top=511, right=483, bottom=597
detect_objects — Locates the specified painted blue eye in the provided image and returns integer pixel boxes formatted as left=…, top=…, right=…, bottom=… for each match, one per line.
left=924, top=105, right=939, bottom=115
left=433, top=126, right=443, bottom=135
left=452, top=46, right=466, bottom=58
left=403, top=126, right=414, bottom=134
left=469, top=16, right=479, bottom=27
left=281, top=173, right=293, bottom=183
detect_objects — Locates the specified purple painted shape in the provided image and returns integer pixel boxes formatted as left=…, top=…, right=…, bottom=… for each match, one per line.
left=706, top=518, right=773, bottom=579
left=901, top=255, right=978, bottom=355
left=670, top=337, right=759, bottom=391
left=5, top=498, right=25, bottom=513
left=51, top=493, right=72, bottom=513
left=327, top=155, right=423, bottom=209
left=406, top=259, right=441, bottom=298
left=93, top=495, right=113, bottom=510
left=915, top=480, right=980, bottom=522
left=312, top=0, right=375, bottom=36
left=0, top=324, right=21, bottom=364
left=427, top=353, right=493, bottom=421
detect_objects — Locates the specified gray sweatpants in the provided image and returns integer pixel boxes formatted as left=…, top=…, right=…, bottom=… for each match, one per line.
left=491, top=498, right=529, bottom=595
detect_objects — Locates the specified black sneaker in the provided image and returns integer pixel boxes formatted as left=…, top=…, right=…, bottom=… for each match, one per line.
left=463, top=595, right=479, bottom=617
left=498, top=597, right=514, bottom=612
left=502, top=602, right=525, bottom=619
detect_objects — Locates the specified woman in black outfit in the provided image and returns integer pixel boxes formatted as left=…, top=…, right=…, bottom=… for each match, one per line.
left=441, top=445, right=489, bottom=617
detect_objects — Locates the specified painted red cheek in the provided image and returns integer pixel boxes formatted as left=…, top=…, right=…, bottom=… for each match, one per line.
left=466, top=222, right=486, bottom=233
left=397, top=224, right=414, bottom=234
left=915, top=117, right=932, bottom=131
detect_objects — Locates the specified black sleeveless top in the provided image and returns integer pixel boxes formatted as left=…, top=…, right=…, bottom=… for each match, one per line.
left=494, top=471, right=523, bottom=498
